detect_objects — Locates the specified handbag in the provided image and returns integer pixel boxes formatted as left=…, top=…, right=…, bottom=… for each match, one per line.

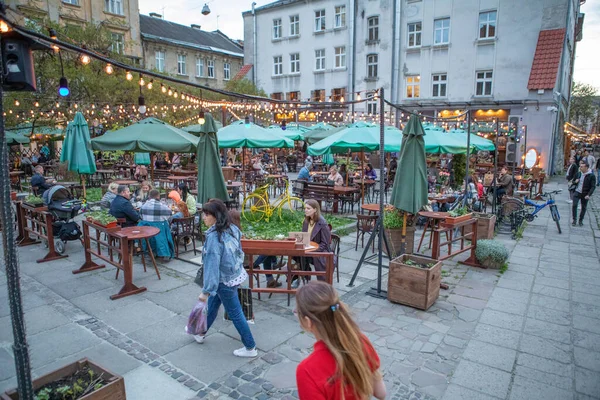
left=194, top=266, right=203, bottom=286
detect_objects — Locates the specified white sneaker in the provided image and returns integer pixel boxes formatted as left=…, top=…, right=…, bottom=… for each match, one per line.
left=233, top=346, right=258, bottom=358
left=291, top=280, right=300, bottom=289
left=566, top=200, right=573, bottom=204
left=193, top=335, right=206, bottom=344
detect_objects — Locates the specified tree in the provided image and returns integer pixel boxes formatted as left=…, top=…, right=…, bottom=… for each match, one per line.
left=224, top=79, right=267, bottom=98
left=569, top=82, right=598, bottom=128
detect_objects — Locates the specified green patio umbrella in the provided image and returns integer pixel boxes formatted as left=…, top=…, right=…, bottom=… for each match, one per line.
left=91, top=117, right=199, bottom=153
left=134, top=153, right=151, bottom=165
left=303, top=123, right=341, bottom=144
left=421, top=128, right=473, bottom=154
left=5, top=131, right=30, bottom=145
left=60, top=112, right=96, bottom=197
left=390, top=115, right=429, bottom=253
left=218, top=120, right=294, bottom=149
left=448, top=129, right=495, bottom=151
left=268, top=124, right=306, bottom=141
left=183, top=120, right=223, bottom=135
left=196, top=113, right=228, bottom=204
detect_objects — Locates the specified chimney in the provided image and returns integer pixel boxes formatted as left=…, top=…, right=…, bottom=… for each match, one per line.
left=191, top=24, right=202, bottom=30
left=149, top=12, right=162, bottom=19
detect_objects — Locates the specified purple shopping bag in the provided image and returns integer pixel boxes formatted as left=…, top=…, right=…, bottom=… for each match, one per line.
left=185, top=300, right=208, bottom=335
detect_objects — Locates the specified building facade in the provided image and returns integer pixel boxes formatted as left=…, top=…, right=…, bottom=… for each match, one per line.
left=140, top=14, right=244, bottom=89
left=8, top=0, right=142, bottom=60
left=244, top=0, right=583, bottom=173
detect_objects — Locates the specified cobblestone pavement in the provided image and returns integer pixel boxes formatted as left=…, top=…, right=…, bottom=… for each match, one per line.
left=1, top=177, right=599, bottom=399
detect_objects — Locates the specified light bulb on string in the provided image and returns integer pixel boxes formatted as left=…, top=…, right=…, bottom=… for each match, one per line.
left=126, top=71, right=133, bottom=81
left=161, top=84, right=167, bottom=93
left=147, top=80, right=153, bottom=90
left=105, top=63, right=114, bottom=74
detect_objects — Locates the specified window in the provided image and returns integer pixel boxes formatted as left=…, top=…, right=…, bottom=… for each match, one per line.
left=271, top=93, right=283, bottom=100
left=475, top=70, right=493, bottom=96
left=334, top=6, right=346, bottom=28
left=155, top=51, right=165, bottom=72
left=367, top=16, right=379, bottom=41
left=110, top=33, right=124, bottom=54
left=287, top=91, right=300, bottom=101
left=104, top=0, right=123, bottom=15
left=273, top=18, right=282, bottom=39
left=273, top=56, right=283, bottom=75
left=62, top=0, right=78, bottom=5
left=479, top=11, right=497, bottom=39
left=290, top=15, right=299, bottom=36
left=332, top=88, right=346, bottom=102
left=367, top=54, right=378, bottom=78
left=334, top=46, right=346, bottom=68
left=408, top=22, right=422, bottom=47
left=207, top=60, right=215, bottom=78
left=311, top=89, right=326, bottom=102
left=367, top=100, right=377, bottom=115
left=432, top=74, right=447, bottom=97
left=315, top=10, right=326, bottom=32
left=315, top=49, right=325, bottom=71
left=434, top=18, right=450, bottom=44
left=290, top=53, right=300, bottom=74
left=224, top=62, right=230, bottom=80
left=177, top=54, right=187, bottom=75
left=196, top=58, right=204, bottom=77
left=406, top=75, right=420, bottom=98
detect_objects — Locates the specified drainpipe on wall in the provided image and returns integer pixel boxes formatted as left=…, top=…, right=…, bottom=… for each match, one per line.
left=350, top=0, right=357, bottom=122
left=252, top=2, right=257, bottom=85
left=391, top=0, right=402, bottom=127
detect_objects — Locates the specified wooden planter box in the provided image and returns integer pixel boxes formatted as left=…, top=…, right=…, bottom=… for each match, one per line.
left=1, top=358, right=126, bottom=400
left=241, top=238, right=297, bottom=251
left=388, top=254, right=442, bottom=311
left=463, top=213, right=496, bottom=240
left=442, top=213, right=473, bottom=226
left=87, top=218, right=118, bottom=229
left=23, top=202, right=45, bottom=209
left=384, top=226, right=416, bottom=257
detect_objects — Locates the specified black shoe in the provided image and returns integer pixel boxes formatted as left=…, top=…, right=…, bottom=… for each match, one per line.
left=572, top=221, right=576, bottom=226
left=579, top=221, right=584, bottom=227
left=267, top=279, right=282, bottom=288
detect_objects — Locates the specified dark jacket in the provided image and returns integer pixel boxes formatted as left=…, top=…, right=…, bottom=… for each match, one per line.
left=498, top=173, right=513, bottom=195
left=566, top=163, right=579, bottom=182
left=31, top=173, right=52, bottom=194
left=109, top=195, right=140, bottom=227
left=576, top=172, right=596, bottom=198
left=302, top=216, right=331, bottom=277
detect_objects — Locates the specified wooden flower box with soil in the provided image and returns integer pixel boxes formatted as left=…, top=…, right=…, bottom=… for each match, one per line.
left=387, top=254, right=442, bottom=311
left=463, top=212, right=496, bottom=240
left=1, top=358, right=125, bottom=400
left=85, top=210, right=119, bottom=230
left=241, top=238, right=298, bottom=251
left=442, top=213, right=473, bottom=226
left=23, top=195, right=45, bottom=209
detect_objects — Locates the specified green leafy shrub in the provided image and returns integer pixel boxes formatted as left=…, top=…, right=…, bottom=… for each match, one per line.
left=86, top=210, right=117, bottom=225
left=84, top=187, right=102, bottom=202
left=25, top=195, right=43, bottom=205
left=475, top=239, right=509, bottom=269
left=383, top=207, right=403, bottom=229
left=449, top=206, right=469, bottom=217
left=242, top=210, right=352, bottom=240
left=452, top=153, right=466, bottom=189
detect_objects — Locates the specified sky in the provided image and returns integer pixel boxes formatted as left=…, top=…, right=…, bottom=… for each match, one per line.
left=139, top=0, right=600, bottom=90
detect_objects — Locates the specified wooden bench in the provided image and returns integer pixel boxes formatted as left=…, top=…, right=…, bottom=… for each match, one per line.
left=304, top=182, right=335, bottom=205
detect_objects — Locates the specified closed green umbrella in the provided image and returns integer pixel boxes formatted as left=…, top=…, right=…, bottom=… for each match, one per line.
left=448, top=129, right=495, bottom=151
left=390, top=115, right=429, bottom=253
left=134, top=153, right=151, bottom=165
left=196, top=113, right=228, bottom=205
left=60, top=112, right=96, bottom=197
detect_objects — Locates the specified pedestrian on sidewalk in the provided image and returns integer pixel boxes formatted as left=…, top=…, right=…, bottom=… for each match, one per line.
left=565, top=156, right=579, bottom=204
left=195, top=199, right=257, bottom=358
left=572, top=160, right=596, bottom=227
left=295, top=281, right=386, bottom=400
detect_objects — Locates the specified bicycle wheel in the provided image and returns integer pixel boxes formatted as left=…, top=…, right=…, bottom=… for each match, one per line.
left=277, top=196, right=304, bottom=219
left=496, top=198, right=524, bottom=234
left=550, top=204, right=561, bottom=234
left=242, top=194, right=268, bottom=222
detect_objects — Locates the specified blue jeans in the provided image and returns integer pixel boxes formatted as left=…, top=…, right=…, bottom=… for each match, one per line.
left=206, top=283, right=256, bottom=350
left=254, top=255, right=277, bottom=281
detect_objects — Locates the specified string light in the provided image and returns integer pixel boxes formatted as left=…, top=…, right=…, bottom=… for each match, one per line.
left=161, top=84, right=167, bottom=93
left=125, top=71, right=133, bottom=81
left=105, top=63, right=114, bottom=74
left=147, top=80, right=153, bottom=90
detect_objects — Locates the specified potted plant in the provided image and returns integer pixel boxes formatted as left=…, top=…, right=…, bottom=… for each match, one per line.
left=23, top=195, right=45, bottom=208
left=475, top=239, right=509, bottom=269
left=387, top=254, right=442, bottom=310
left=443, top=206, right=472, bottom=225
left=86, top=210, right=118, bottom=229
left=1, top=358, right=125, bottom=400
left=383, top=206, right=415, bottom=257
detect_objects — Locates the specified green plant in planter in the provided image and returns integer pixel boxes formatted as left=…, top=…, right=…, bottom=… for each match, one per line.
left=448, top=206, right=469, bottom=217
left=452, top=153, right=466, bottom=189
left=475, top=239, right=509, bottom=269
left=383, top=207, right=404, bottom=229
left=86, top=210, right=117, bottom=226
left=25, top=195, right=44, bottom=205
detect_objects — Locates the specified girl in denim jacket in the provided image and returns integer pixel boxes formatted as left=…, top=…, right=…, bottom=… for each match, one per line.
left=196, top=199, right=257, bottom=357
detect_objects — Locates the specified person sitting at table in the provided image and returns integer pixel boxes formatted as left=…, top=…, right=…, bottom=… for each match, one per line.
left=140, top=189, right=172, bottom=222
left=134, top=164, right=148, bottom=181
left=20, top=154, right=33, bottom=175
left=496, top=166, right=513, bottom=201
left=472, top=174, right=484, bottom=198
left=298, top=160, right=314, bottom=182
left=31, top=165, right=55, bottom=195
left=100, top=182, right=119, bottom=209
left=31, top=152, right=39, bottom=164
left=327, top=166, right=344, bottom=186
left=38, top=152, right=48, bottom=164
left=109, top=185, right=140, bottom=227
left=172, top=200, right=190, bottom=220
left=176, top=183, right=197, bottom=216
left=389, top=157, right=398, bottom=175
left=40, top=142, right=50, bottom=159
left=365, top=163, right=377, bottom=180
left=171, top=153, right=181, bottom=169
left=291, top=199, right=331, bottom=289
left=252, top=157, right=267, bottom=176
left=133, top=180, right=153, bottom=203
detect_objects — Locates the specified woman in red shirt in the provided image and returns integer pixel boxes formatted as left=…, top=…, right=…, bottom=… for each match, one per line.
left=295, top=282, right=386, bottom=400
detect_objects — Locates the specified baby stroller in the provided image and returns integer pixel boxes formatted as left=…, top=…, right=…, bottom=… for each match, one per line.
left=43, top=185, right=82, bottom=255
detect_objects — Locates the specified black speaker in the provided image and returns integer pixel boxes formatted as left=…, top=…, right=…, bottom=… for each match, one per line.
left=1, top=37, right=36, bottom=92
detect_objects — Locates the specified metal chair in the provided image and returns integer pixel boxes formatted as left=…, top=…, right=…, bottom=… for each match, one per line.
left=330, top=233, right=341, bottom=282
left=355, top=214, right=378, bottom=252
left=171, top=216, right=197, bottom=257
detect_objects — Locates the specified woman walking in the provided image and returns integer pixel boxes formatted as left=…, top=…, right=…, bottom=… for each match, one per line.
left=566, top=156, right=579, bottom=204
left=295, top=281, right=386, bottom=400
left=196, top=199, right=257, bottom=357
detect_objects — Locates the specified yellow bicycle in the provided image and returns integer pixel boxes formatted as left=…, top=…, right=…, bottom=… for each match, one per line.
left=242, top=179, right=304, bottom=222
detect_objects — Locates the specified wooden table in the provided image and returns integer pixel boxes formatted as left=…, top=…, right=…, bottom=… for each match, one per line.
left=225, top=181, right=244, bottom=188
left=331, top=186, right=359, bottom=213
left=361, top=203, right=381, bottom=214
left=417, top=211, right=450, bottom=252
left=120, top=226, right=161, bottom=280
left=431, top=217, right=480, bottom=267
left=428, top=195, right=457, bottom=205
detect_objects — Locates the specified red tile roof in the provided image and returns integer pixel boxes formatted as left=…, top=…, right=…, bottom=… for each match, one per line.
left=232, top=64, right=253, bottom=81
left=527, top=28, right=566, bottom=90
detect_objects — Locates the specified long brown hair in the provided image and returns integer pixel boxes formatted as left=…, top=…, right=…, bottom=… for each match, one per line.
left=176, top=201, right=190, bottom=217
left=304, top=199, right=321, bottom=224
left=296, top=282, right=379, bottom=400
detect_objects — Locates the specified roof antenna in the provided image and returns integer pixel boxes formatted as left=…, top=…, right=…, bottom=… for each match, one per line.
left=160, top=5, right=165, bottom=19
